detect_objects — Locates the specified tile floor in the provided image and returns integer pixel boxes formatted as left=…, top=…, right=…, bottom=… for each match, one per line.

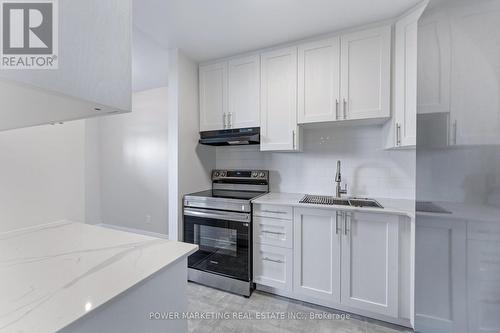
left=187, top=283, right=413, bottom=333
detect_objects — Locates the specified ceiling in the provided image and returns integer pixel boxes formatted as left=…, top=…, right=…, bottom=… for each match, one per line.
left=133, top=0, right=421, bottom=62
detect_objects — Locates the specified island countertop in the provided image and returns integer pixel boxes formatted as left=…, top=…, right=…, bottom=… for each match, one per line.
left=252, top=192, right=415, bottom=218
left=0, top=221, right=197, bottom=333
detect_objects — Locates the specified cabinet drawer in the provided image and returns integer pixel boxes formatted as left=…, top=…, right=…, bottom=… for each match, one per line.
left=254, top=204, right=292, bottom=220
left=253, top=244, right=292, bottom=291
left=254, top=216, right=293, bottom=249
left=468, top=222, right=500, bottom=242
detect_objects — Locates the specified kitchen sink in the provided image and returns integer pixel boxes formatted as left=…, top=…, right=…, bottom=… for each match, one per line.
left=416, top=201, right=451, bottom=214
left=300, top=195, right=350, bottom=206
left=348, top=198, right=383, bottom=208
left=300, top=195, right=383, bottom=209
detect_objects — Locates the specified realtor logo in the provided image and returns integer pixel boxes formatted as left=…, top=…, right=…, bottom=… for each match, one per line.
left=1, top=0, right=58, bottom=69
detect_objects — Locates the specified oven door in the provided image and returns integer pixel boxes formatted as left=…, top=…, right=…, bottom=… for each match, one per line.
left=183, top=207, right=251, bottom=282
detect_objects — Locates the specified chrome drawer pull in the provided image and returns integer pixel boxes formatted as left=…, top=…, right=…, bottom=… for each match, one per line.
left=262, top=257, right=284, bottom=264
left=261, top=230, right=285, bottom=236
left=261, top=210, right=287, bottom=214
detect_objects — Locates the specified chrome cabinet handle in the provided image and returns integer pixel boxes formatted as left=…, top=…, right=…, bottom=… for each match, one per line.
left=335, top=211, right=341, bottom=234
left=343, top=98, right=347, bottom=119
left=261, top=210, right=287, bottom=214
left=396, top=123, right=401, bottom=146
left=344, top=212, right=351, bottom=235
left=262, top=257, right=284, bottom=264
left=292, top=130, right=296, bottom=150
left=261, top=230, right=285, bottom=236
left=335, top=99, right=339, bottom=120
left=453, top=120, right=457, bottom=145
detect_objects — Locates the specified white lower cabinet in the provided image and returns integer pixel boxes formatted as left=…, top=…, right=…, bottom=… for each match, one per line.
left=253, top=204, right=293, bottom=291
left=253, top=243, right=293, bottom=291
left=254, top=205, right=404, bottom=323
left=415, top=216, right=467, bottom=333
left=340, top=212, right=399, bottom=317
left=254, top=216, right=293, bottom=249
left=293, top=208, right=341, bottom=303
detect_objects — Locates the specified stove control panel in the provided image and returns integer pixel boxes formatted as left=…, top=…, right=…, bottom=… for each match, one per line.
left=212, top=169, right=269, bottom=180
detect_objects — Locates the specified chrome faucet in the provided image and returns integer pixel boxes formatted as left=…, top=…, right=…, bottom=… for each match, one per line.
left=335, top=160, right=348, bottom=198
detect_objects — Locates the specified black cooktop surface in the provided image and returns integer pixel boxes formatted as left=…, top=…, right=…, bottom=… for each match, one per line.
left=186, top=189, right=266, bottom=201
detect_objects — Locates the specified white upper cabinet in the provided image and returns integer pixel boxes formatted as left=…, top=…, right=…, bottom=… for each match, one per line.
left=298, top=38, right=341, bottom=124
left=260, top=47, right=300, bottom=151
left=199, top=61, right=227, bottom=131
left=448, top=1, right=500, bottom=146
left=198, top=24, right=393, bottom=144
left=340, top=26, right=391, bottom=120
left=200, top=55, right=260, bottom=131
left=417, top=11, right=451, bottom=114
left=228, top=55, right=260, bottom=129
left=388, top=3, right=427, bottom=148
left=341, top=212, right=399, bottom=317
left=0, top=0, right=131, bottom=131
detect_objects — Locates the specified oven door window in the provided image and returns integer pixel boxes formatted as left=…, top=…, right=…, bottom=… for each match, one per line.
left=197, top=225, right=237, bottom=256
left=184, top=214, right=250, bottom=281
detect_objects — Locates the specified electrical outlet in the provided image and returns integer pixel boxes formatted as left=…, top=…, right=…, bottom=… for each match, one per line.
left=145, top=215, right=152, bottom=225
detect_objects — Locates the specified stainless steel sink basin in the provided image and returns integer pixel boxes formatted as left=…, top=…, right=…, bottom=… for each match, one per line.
left=348, top=198, right=383, bottom=208
left=416, top=201, right=451, bottom=214
left=300, top=195, right=350, bottom=206
left=300, top=195, right=383, bottom=209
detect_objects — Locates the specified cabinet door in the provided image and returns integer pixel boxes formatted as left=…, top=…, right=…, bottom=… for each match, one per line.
left=341, top=212, right=398, bottom=317
left=0, top=0, right=131, bottom=131
left=417, top=11, right=451, bottom=114
left=340, top=26, right=391, bottom=120
left=254, top=243, right=293, bottom=291
left=254, top=216, right=293, bottom=249
left=199, top=62, right=227, bottom=131
left=298, top=38, right=340, bottom=124
left=260, top=47, right=298, bottom=151
left=228, top=55, right=260, bottom=129
left=467, top=222, right=500, bottom=333
left=394, top=6, right=424, bottom=147
left=448, top=2, right=500, bottom=146
left=293, top=208, right=341, bottom=303
left=415, top=217, right=467, bottom=333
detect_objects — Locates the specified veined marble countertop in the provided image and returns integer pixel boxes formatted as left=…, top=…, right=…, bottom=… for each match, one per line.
left=0, top=221, right=197, bottom=333
left=252, top=192, right=415, bottom=218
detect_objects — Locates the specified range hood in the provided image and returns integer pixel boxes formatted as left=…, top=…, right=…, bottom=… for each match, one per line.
left=199, top=127, right=260, bottom=146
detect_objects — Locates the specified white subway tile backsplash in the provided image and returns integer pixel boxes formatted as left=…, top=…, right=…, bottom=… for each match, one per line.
left=216, top=126, right=416, bottom=200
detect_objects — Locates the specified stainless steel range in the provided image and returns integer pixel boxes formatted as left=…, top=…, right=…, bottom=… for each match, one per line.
left=183, top=169, right=269, bottom=297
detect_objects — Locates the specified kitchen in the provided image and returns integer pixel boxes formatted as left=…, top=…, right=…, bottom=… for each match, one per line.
left=1, top=0, right=499, bottom=333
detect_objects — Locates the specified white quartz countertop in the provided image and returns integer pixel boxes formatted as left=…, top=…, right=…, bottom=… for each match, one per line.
left=0, top=221, right=197, bottom=333
left=252, top=192, right=415, bottom=218
left=416, top=201, right=500, bottom=223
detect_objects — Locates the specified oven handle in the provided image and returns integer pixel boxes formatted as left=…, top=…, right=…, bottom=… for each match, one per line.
left=184, top=208, right=251, bottom=223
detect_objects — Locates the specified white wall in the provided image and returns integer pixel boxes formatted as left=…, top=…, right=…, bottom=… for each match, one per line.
left=217, top=125, right=416, bottom=199
left=84, top=118, right=102, bottom=225
left=132, top=27, right=170, bottom=92
left=168, top=49, right=215, bottom=241
left=416, top=146, right=500, bottom=205
left=0, top=122, right=85, bottom=233
left=92, top=88, right=169, bottom=234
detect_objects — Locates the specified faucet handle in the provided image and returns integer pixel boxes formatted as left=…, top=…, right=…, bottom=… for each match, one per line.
left=341, top=184, right=348, bottom=194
